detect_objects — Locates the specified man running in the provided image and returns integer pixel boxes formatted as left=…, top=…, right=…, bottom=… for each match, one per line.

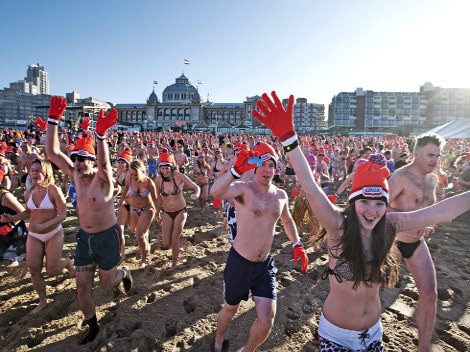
left=45, top=96, right=133, bottom=345
left=388, top=133, right=443, bottom=352
left=210, top=142, right=308, bottom=352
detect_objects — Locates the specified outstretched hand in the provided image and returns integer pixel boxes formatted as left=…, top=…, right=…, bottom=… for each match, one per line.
left=251, top=91, right=295, bottom=142
left=78, top=117, right=90, bottom=130
left=294, top=244, right=308, bottom=272
left=34, top=117, right=47, bottom=131
left=48, top=96, right=67, bottom=121
left=96, top=108, right=117, bottom=137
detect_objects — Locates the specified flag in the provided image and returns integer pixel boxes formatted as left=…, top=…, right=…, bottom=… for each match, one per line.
left=184, top=59, right=190, bottom=64
left=153, top=81, right=158, bottom=85
left=197, top=80, right=202, bottom=84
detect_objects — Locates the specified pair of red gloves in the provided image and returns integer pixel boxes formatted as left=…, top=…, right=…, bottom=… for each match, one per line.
left=47, top=96, right=117, bottom=137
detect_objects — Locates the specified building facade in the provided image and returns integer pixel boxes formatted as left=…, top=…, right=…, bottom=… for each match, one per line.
left=115, top=74, right=326, bottom=134
left=288, top=98, right=326, bottom=133
left=328, top=83, right=470, bottom=134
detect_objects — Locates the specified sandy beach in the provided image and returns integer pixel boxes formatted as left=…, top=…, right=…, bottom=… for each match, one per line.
left=1, top=193, right=469, bottom=352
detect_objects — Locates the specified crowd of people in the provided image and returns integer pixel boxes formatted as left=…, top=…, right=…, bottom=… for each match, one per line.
left=0, top=94, right=469, bottom=351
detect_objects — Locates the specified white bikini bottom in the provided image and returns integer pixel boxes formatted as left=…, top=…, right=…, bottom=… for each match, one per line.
left=28, top=224, right=63, bottom=243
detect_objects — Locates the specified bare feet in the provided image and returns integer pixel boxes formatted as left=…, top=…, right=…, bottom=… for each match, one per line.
left=30, top=301, right=48, bottom=315
left=139, top=261, right=147, bottom=270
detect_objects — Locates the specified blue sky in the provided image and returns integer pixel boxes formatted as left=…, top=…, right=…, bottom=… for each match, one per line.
left=1, top=0, right=468, bottom=106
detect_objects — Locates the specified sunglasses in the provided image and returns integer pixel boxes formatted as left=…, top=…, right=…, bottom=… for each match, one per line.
left=71, top=155, right=94, bottom=163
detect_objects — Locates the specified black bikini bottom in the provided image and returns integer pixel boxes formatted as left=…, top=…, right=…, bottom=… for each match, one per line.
left=163, top=207, right=187, bottom=220
left=396, top=238, right=423, bottom=259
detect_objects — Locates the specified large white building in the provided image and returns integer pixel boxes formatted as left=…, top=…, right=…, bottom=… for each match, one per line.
left=287, top=98, right=326, bottom=133
left=328, top=83, right=470, bottom=134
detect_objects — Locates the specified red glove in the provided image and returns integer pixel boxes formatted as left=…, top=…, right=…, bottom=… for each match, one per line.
left=230, top=150, right=259, bottom=178
left=293, top=243, right=308, bottom=272
left=96, top=108, right=118, bottom=138
left=251, top=91, right=295, bottom=142
left=0, top=224, right=13, bottom=236
left=328, top=193, right=338, bottom=203
left=34, top=117, right=47, bottom=131
left=48, top=96, right=67, bottom=122
left=78, top=117, right=90, bottom=130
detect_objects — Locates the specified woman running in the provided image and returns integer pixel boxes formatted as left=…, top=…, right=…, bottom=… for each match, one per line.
left=209, top=148, right=226, bottom=219
left=119, top=160, right=158, bottom=269
left=193, top=153, right=210, bottom=210
left=253, top=91, right=470, bottom=351
left=115, top=149, right=132, bottom=261
left=2, top=159, right=75, bottom=314
left=155, top=153, right=200, bottom=268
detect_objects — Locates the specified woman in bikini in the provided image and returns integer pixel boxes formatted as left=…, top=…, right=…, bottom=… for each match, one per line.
left=115, top=149, right=132, bottom=261
left=2, top=159, right=75, bottom=314
left=119, top=160, right=158, bottom=269
left=254, top=91, right=470, bottom=351
left=193, top=153, right=210, bottom=210
left=209, top=148, right=226, bottom=219
left=155, top=153, right=200, bottom=268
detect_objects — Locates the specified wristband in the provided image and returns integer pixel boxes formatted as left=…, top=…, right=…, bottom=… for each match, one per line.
left=47, top=118, right=58, bottom=125
left=96, top=133, right=107, bottom=140
left=292, top=241, right=303, bottom=248
left=281, top=134, right=299, bottom=153
left=230, top=166, right=240, bottom=179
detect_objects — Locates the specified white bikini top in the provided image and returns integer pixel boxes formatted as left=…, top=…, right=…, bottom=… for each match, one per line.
left=27, top=188, right=55, bottom=210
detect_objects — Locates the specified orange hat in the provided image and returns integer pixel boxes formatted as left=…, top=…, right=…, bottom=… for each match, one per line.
left=349, top=161, right=390, bottom=205
left=254, top=142, right=277, bottom=165
left=71, top=137, right=96, bottom=160
left=158, top=153, right=173, bottom=167
left=234, top=141, right=241, bottom=151
left=6, top=146, right=13, bottom=153
left=0, top=149, right=5, bottom=157
left=117, top=149, right=132, bottom=164
left=66, top=145, right=74, bottom=151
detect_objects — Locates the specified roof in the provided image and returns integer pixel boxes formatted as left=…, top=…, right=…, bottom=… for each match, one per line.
left=208, top=103, right=243, bottom=108
left=163, top=74, right=198, bottom=93
left=425, top=119, right=470, bottom=138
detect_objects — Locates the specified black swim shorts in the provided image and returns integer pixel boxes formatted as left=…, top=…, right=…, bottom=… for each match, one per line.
left=223, top=247, right=277, bottom=306
left=74, top=224, right=122, bottom=270
left=285, top=167, right=296, bottom=176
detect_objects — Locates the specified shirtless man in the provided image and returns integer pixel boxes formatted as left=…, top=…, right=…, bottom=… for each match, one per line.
left=147, top=140, right=159, bottom=179
left=18, top=141, right=40, bottom=190
left=46, top=96, right=133, bottom=345
left=210, top=142, right=308, bottom=352
left=174, top=144, right=189, bottom=174
left=388, top=134, right=443, bottom=352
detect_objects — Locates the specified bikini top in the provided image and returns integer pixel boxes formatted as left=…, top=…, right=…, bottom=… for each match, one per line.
left=194, top=170, right=207, bottom=177
left=321, top=259, right=383, bottom=284
left=129, top=182, right=150, bottom=197
left=161, top=174, right=180, bottom=197
left=27, top=188, right=55, bottom=210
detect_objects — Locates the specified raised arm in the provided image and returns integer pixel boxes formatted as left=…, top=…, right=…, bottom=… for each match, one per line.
left=45, top=96, right=74, bottom=176
left=252, top=91, right=343, bottom=234
left=391, top=190, right=470, bottom=232
left=95, top=108, right=118, bottom=183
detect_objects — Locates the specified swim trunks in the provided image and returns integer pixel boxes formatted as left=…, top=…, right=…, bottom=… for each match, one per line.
left=74, top=224, right=122, bottom=270
left=223, top=247, right=277, bottom=306
left=396, top=238, right=423, bottom=259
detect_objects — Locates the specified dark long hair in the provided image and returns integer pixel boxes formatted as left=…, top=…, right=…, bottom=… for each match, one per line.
left=311, top=201, right=398, bottom=289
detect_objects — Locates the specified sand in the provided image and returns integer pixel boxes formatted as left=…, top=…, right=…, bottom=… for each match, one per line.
left=1, top=194, right=469, bottom=351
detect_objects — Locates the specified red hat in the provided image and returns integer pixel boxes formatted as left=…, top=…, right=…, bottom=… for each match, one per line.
left=66, top=145, right=74, bottom=151
left=234, top=141, right=241, bottom=151
left=117, top=149, right=132, bottom=164
left=349, top=161, right=390, bottom=205
left=6, top=146, right=13, bottom=153
left=0, top=169, right=4, bottom=184
left=159, top=153, right=173, bottom=167
left=318, top=148, right=325, bottom=155
left=254, top=142, right=277, bottom=165
left=0, top=149, right=5, bottom=157
left=466, top=153, right=470, bottom=160
left=71, top=137, right=96, bottom=160
left=149, top=139, right=155, bottom=144
left=214, top=147, right=222, bottom=153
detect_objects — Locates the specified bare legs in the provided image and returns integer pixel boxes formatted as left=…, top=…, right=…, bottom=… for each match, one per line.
left=26, top=229, right=75, bottom=314
left=161, top=210, right=187, bottom=268
left=130, top=208, right=155, bottom=269
left=214, top=297, right=276, bottom=352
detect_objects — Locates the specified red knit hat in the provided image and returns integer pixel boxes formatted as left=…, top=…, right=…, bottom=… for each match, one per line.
left=0, top=149, right=5, bottom=157
left=254, top=142, right=277, bottom=166
left=158, top=153, right=174, bottom=167
left=117, top=149, right=132, bottom=164
left=349, top=161, right=390, bottom=204
left=71, top=137, right=96, bottom=160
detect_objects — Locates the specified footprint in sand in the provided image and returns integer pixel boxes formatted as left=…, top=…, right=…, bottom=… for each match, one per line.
left=147, top=292, right=156, bottom=304
left=436, top=328, right=469, bottom=351
left=165, top=320, right=177, bottom=337
left=183, top=298, right=196, bottom=314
